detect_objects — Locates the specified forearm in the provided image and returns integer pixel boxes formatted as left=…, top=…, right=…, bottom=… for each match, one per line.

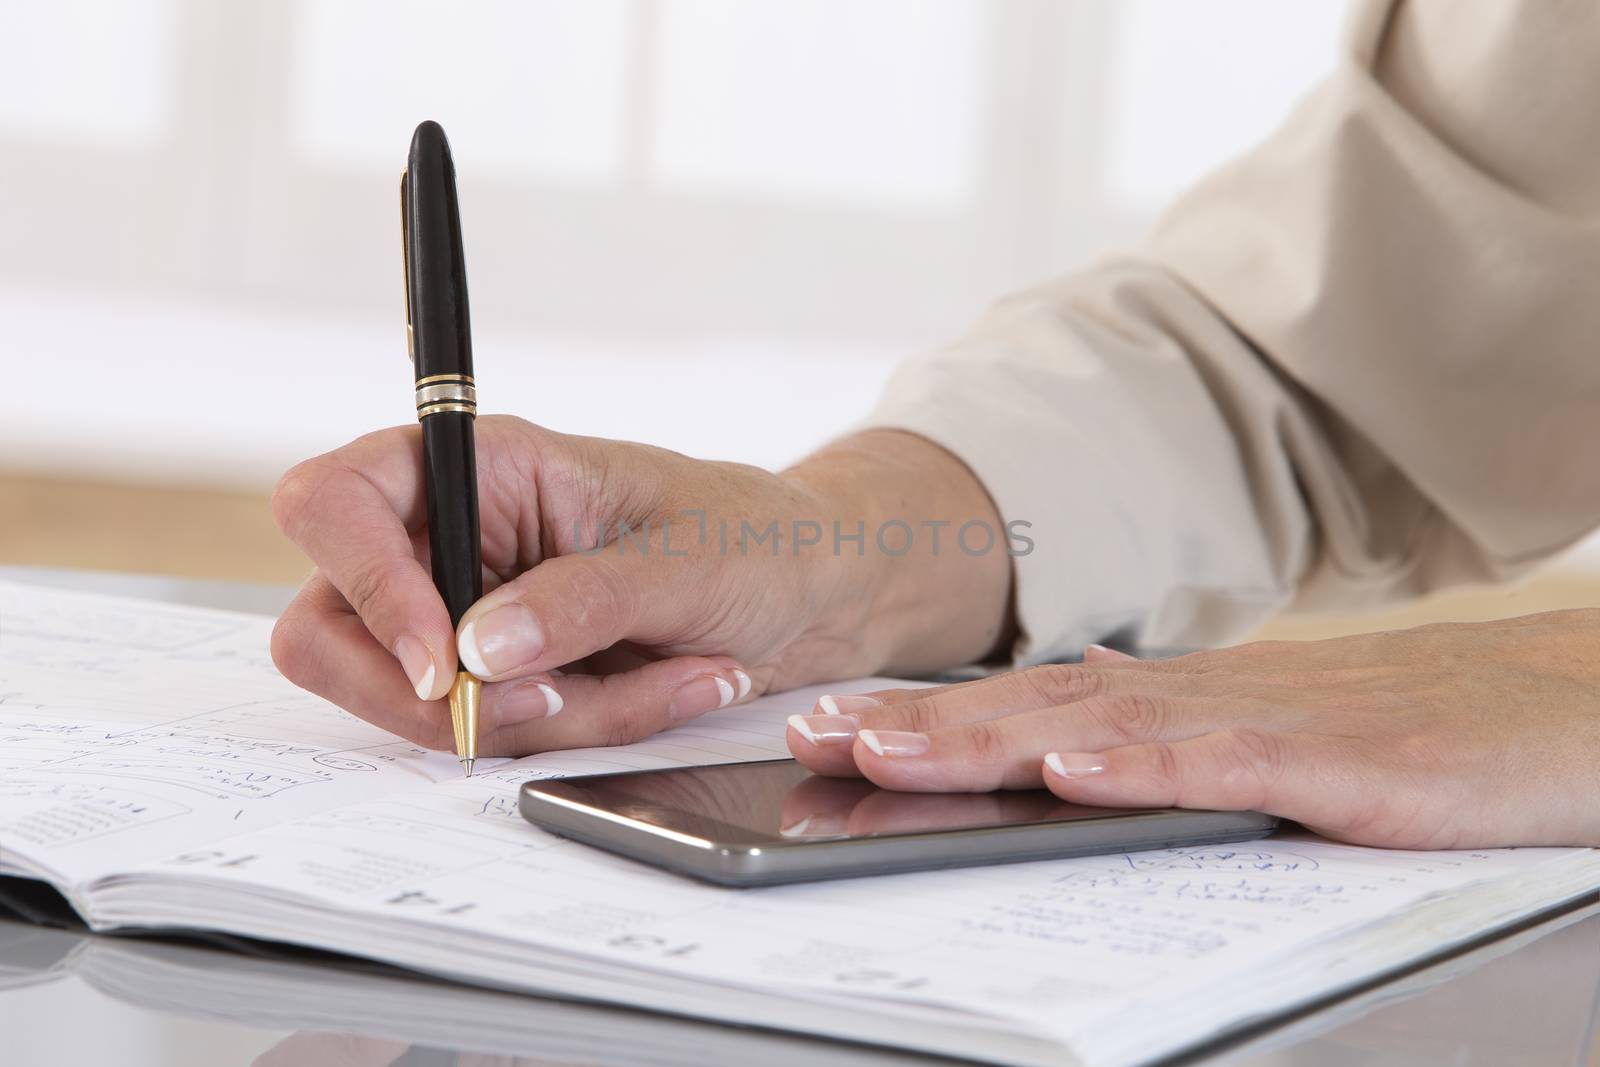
left=831, top=1, right=1600, bottom=665
left=782, top=429, right=1014, bottom=679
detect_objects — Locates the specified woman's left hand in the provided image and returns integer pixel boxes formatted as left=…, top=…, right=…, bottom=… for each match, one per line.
left=786, top=610, right=1600, bottom=849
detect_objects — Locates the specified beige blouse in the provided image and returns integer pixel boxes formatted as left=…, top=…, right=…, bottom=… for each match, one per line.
left=865, top=0, right=1600, bottom=662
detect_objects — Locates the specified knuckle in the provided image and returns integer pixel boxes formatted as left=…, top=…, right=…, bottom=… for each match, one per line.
left=343, top=564, right=394, bottom=627
left=1017, top=663, right=1104, bottom=705
left=871, top=687, right=929, bottom=705
left=1146, top=741, right=1182, bottom=786
left=962, top=719, right=1013, bottom=766
left=1079, top=693, right=1170, bottom=745
left=881, top=698, right=944, bottom=734
left=1174, top=645, right=1265, bottom=676
left=560, top=559, right=639, bottom=634
left=269, top=612, right=317, bottom=684
left=269, top=459, right=331, bottom=540
left=595, top=675, right=656, bottom=748
left=1172, top=650, right=1220, bottom=675
left=602, top=699, right=653, bottom=749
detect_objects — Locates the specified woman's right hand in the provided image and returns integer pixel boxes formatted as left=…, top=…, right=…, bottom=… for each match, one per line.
left=268, top=416, right=1011, bottom=758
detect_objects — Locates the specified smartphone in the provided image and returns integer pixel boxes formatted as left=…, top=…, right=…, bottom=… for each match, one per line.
left=519, top=759, right=1277, bottom=887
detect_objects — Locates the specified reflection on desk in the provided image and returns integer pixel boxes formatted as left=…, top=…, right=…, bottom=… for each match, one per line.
left=0, top=908, right=940, bottom=1067
left=1214, top=902, right=1600, bottom=1067
left=4, top=901, right=1600, bottom=1067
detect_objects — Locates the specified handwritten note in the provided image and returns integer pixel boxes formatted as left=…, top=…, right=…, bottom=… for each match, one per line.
left=0, top=582, right=463, bottom=881
left=5, top=579, right=1599, bottom=1067
left=0, top=579, right=839, bottom=882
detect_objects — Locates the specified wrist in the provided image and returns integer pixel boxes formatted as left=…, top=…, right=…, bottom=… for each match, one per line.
left=781, top=430, right=1015, bottom=679
left=757, top=456, right=890, bottom=683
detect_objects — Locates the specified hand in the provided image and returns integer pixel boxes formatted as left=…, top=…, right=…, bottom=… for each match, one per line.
left=269, top=417, right=1010, bottom=757
left=786, top=611, right=1600, bottom=849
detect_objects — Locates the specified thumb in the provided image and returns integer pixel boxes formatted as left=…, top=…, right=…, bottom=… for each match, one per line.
left=454, top=550, right=678, bottom=681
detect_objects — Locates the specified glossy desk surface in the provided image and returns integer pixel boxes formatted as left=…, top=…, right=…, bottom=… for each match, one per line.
left=4, top=566, right=1598, bottom=1067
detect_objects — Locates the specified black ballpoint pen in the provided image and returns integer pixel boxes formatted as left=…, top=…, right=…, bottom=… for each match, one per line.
left=401, top=120, right=482, bottom=777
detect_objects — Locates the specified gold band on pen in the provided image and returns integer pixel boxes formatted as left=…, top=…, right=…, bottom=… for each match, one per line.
left=415, top=376, right=477, bottom=420
left=416, top=383, right=476, bottom=406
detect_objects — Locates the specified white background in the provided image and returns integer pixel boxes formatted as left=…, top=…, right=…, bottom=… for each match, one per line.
left=3, top=0, right=1349, bottom=488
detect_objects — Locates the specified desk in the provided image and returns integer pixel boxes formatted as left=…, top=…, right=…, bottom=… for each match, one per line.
left=4, top=566, right=1598, bottom=1067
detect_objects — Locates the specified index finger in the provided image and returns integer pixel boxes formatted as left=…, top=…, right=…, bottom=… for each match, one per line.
left=270, top=573, right=457, bottom=749
left=271, top=426, right=455, bottom=699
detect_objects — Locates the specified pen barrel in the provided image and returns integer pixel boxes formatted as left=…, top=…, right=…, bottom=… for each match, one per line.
left=421, top=411, right=482, bottom=627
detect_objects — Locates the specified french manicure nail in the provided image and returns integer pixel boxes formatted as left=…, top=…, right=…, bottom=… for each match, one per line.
left=458, top=603, right=544, bottom=678
left=496, top=681, right=563, bottom=722
left=669, top=675, right=734, bottom=720
left=394, top=634, right=436, bottom=700
left=858, top=729, right=930, bottom=758
left=787, top=713, right=860, bottom=745
left=732, top=669, right=752, bottom=701
left=817, top=694, right=881, bottom=716
left=1044, top=752, right=1106, bottom=779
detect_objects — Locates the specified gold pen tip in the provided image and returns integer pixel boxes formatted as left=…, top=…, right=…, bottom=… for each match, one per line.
left=448, top=673, right=480, bottom=779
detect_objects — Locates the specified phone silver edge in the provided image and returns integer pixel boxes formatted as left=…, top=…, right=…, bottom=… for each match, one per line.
left=519, top=778, right=1278, bottom=887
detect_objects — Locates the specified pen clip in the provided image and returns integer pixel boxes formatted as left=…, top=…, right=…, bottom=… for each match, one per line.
left=400, top=169, right=415, bottom=367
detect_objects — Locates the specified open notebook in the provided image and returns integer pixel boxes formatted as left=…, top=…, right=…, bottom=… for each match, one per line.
left=3, top=578, right=1599, bottom=1067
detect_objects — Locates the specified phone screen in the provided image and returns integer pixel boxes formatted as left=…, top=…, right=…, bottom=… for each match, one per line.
left=548, top=759, right=1142, bottom=843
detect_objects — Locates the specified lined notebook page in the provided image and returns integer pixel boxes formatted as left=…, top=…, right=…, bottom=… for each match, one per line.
left=0, top=582, right=472, bottom=881
left=11, top=579, right=1600, bottom=1067
left=128, top=730, right=1600, bottom=1055
left=0, top=580, right=885, bottom=884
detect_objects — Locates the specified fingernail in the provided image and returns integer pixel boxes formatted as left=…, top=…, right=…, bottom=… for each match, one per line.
left=787, top=713, right=860, bottom=745
left=458, top=604, right=544, bottom=678
left=858, top=729, right=930, bottom=758
left=395, top=634, right=436, bottom=700
left=732, top=669, right=752, bottom=701
left=495, top=681, right=563, bottom=722
left=817, top=694, right=880, bottom=716
left=669, top=675, right=736, bottom=720
left=1085, top=643, right=1137, bottom=662
left=1045, top=752, right=1106, bottom=779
